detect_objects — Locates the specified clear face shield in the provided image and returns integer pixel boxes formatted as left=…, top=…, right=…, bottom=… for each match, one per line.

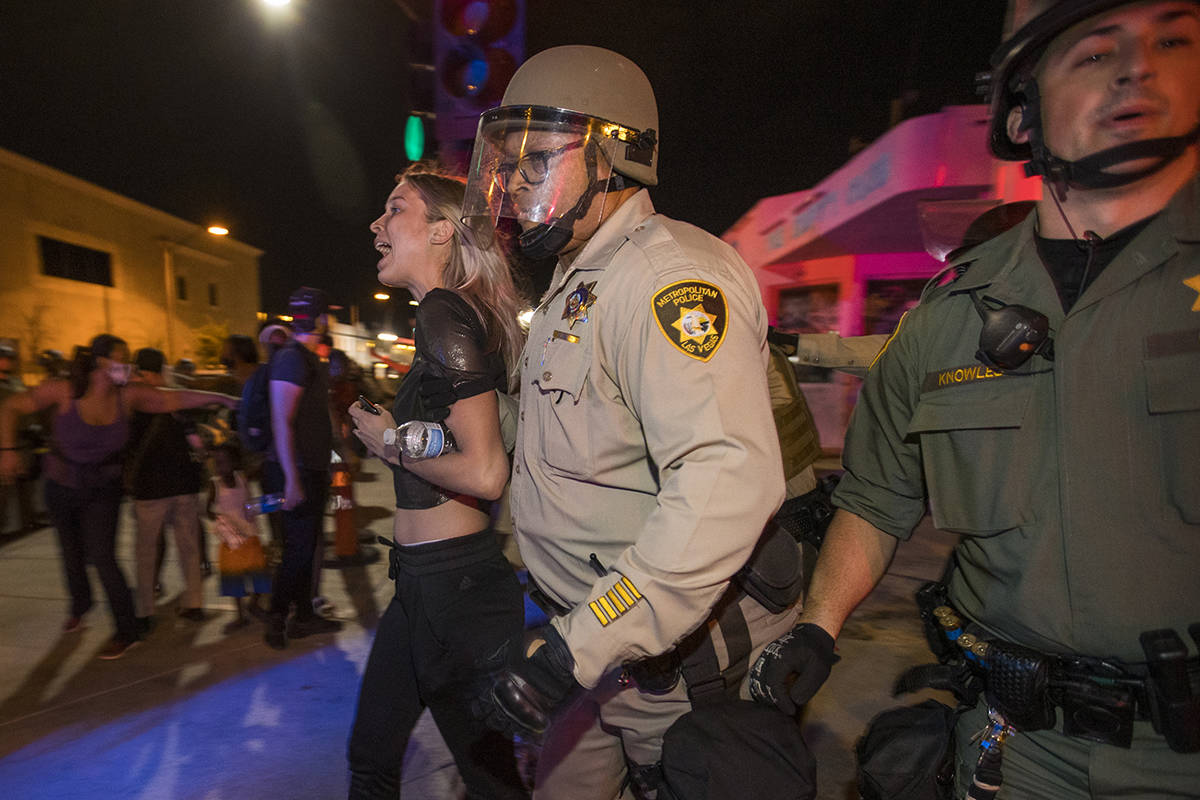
left=462, top=106, right=628, bottom=258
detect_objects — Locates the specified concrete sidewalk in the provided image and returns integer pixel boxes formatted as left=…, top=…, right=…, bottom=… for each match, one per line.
left=0, top=457, right=955, bottom=799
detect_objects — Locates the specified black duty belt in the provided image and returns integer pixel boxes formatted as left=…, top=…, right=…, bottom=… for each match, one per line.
left=909, top=582, right=1200, bottom=753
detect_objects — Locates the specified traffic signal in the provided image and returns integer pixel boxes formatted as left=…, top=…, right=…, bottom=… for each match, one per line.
left=404, top=114, right=426, bottom=162
left=433, top=0, right=524, bottom=144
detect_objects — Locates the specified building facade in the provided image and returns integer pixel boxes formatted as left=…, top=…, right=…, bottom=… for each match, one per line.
left=723, top=105, right=1043, bottom=449
left=0, top=147, right=262, bottom=377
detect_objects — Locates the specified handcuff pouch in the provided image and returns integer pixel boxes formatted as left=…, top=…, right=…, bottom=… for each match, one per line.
left=983, top=640, right=1056, bottom=731
left=734, top=521, right=803, bottom=614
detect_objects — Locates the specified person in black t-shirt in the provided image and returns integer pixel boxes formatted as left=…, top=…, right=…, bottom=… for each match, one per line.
left=128, top=348, right=206, bottom=626
left=261, top=287, right=342, bottom=650
left=345, top=168, right=528, bottom=799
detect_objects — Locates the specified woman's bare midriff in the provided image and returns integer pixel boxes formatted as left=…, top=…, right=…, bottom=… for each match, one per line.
left=391, top=499, right=492, bottom=545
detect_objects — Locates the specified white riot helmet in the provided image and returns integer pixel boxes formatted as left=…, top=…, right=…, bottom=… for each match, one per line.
left=462, top=45, right=659, bottom=259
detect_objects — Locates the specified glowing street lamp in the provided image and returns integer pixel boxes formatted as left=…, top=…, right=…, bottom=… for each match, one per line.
left=374, top=292, right=390, bottom=301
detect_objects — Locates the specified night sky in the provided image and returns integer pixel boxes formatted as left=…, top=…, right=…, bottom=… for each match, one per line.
left=0, top=0, right=1005, bottom=321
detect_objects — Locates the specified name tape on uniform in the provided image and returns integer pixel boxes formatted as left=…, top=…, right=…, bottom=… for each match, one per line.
left=921, top=363, right=1009, bottom=393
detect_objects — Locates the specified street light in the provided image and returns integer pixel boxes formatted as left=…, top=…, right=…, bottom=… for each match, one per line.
left=374, top=292, right=390, bottom=301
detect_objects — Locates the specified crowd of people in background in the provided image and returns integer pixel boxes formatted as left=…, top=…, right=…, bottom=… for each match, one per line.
left=0, top=315, right=372, bottom=660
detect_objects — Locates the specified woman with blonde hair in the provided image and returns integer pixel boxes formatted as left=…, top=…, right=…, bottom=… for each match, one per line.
left=346, top=166, right=528, bottom=799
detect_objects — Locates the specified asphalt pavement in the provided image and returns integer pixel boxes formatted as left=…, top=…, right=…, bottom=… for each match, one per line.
left=0, top=456, right=957, bottom=799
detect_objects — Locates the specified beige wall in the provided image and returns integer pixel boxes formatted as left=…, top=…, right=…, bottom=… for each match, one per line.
left=0, top=148, right=262, bottom=372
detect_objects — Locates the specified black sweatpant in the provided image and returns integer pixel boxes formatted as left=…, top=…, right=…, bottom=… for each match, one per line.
left=347, top=528, right=528, bottom=799
left=45, top=479, right=138, bottom=642
left=263, top=462, right=328, bottom=621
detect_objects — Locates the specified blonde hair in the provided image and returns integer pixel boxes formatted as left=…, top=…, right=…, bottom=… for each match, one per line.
left=398, top=165, right=525, bottom=389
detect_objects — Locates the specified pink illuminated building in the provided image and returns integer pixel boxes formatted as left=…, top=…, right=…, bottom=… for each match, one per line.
left=723, top=104, right=1044, bottom=449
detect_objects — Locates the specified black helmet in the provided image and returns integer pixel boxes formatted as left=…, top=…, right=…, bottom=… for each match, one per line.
left=988, top=0, right=1200, bottom=194
left=987, top=0, right=1153, bottom=160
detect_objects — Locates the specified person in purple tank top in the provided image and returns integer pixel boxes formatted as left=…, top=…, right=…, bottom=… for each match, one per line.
left=0, top=334, right=237, bottom=660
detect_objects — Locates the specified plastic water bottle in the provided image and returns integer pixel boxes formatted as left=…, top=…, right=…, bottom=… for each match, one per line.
left=395, top=420, right=457, bottom=459
left=244, top=493, right=285, bottom=515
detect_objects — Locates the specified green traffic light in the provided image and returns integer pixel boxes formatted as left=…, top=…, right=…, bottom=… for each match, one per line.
left=404, top=114, right=425, bottom=161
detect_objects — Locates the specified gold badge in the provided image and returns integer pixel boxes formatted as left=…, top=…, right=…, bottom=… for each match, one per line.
left=1185, top=273, right=1200, bottom=312
left=652, top=280, right=728, bottom=361
left=562, top=281, right=598, bottom=328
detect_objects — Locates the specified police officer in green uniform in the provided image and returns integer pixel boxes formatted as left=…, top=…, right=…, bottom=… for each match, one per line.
left=751, top=1, right=1200, bottom=797
left=461, top=46, right=805, bottom=798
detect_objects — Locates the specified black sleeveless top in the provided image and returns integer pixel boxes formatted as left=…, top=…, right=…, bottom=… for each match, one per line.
left=391, top=288, right=507, bottom=509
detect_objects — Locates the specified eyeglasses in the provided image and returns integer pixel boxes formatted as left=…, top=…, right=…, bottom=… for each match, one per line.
left=493, top=140, right=587, bottom=190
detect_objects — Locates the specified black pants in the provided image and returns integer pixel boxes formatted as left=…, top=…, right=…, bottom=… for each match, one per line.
left=263, top=462, right=328, bottom=621
left=44, top=479, right=137, bottom=642
left=347, top=529, right=528, bottom=799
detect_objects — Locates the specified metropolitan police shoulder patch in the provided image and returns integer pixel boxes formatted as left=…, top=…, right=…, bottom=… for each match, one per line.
left=651, top=280, right=728, bottom=362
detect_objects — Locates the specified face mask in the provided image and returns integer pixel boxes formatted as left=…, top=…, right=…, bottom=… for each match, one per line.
left=108, top=363, right=133, bottom=386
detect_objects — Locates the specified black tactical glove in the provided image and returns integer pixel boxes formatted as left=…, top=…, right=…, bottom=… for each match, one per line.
left=749, top=623, right=839, bottom=715
left=475, top=625, right=581, bottom=739
left=419, top=374, right=455, bottom=423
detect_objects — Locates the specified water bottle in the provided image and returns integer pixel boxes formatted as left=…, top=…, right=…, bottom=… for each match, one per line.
left=389, top=420, right=457, bottom=459
left=244, top=492, right=285, bottom=515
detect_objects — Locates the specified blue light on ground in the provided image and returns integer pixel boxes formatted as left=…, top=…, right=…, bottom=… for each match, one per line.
left=0, top=646, right=361, bottom=800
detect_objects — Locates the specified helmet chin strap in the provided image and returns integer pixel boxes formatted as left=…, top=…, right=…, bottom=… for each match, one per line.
left=516, top=145, right=633, bottom=260
left=1020, top=78, right=1200, bottom=201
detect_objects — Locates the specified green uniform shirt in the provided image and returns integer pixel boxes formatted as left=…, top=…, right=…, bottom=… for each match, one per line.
left=511, top=190, right=785, bottom=688
left=835, top=177, right=1200, bottom=662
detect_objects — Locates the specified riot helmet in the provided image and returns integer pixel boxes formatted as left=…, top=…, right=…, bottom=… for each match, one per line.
left=462, top=45, right=659, bottom=259
left=988, top=0, right=1200, bottom=195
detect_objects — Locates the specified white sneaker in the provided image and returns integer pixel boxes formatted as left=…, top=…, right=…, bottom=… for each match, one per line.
left=312, top=597, right=336, bottom=618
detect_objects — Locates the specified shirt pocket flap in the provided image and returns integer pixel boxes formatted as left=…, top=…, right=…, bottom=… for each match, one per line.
left=531, top=330, right=592, bottom=402
left=1145, top=336, right=1200, bottom=414
left=907, top=380, right=1033, bottom=436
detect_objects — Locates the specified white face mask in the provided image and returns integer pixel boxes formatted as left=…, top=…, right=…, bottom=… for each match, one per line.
left=107, top=363, right=133, bottom=386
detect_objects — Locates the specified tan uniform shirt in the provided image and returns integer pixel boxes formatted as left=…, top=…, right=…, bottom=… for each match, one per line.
left=793, top=332, right=888, bottom=378
left=511, top=190, right=785, bottom=688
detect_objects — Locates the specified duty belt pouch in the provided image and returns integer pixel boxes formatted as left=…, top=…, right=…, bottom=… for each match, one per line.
left=660, top=701, right=817, bottom=800
left=773, top=475, right=839, bottom=550
left=734, top=521, right=803, bottom=614
left=657, top=596, right=816, bottom=800
left=855, top=699, right=959, bottom=800
left=983, top=640, right=1056, bottom=731
left=626, top=649, right=682, bottom=695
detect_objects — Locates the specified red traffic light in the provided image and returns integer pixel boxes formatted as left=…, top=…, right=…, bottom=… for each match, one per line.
left=434, top=0, right=524, bottom=142
left=439, top=0, right=517, bottom=40
left=440, top=44, right=516, bottom=102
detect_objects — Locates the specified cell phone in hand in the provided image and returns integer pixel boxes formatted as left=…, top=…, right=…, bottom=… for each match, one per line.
left=357, top=395, right=381, bottom=415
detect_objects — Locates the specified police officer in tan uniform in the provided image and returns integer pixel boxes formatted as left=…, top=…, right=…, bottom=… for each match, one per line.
left=751, top=2, right=1200, bottom=797
left=461, top=46, right=804, bottom=798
